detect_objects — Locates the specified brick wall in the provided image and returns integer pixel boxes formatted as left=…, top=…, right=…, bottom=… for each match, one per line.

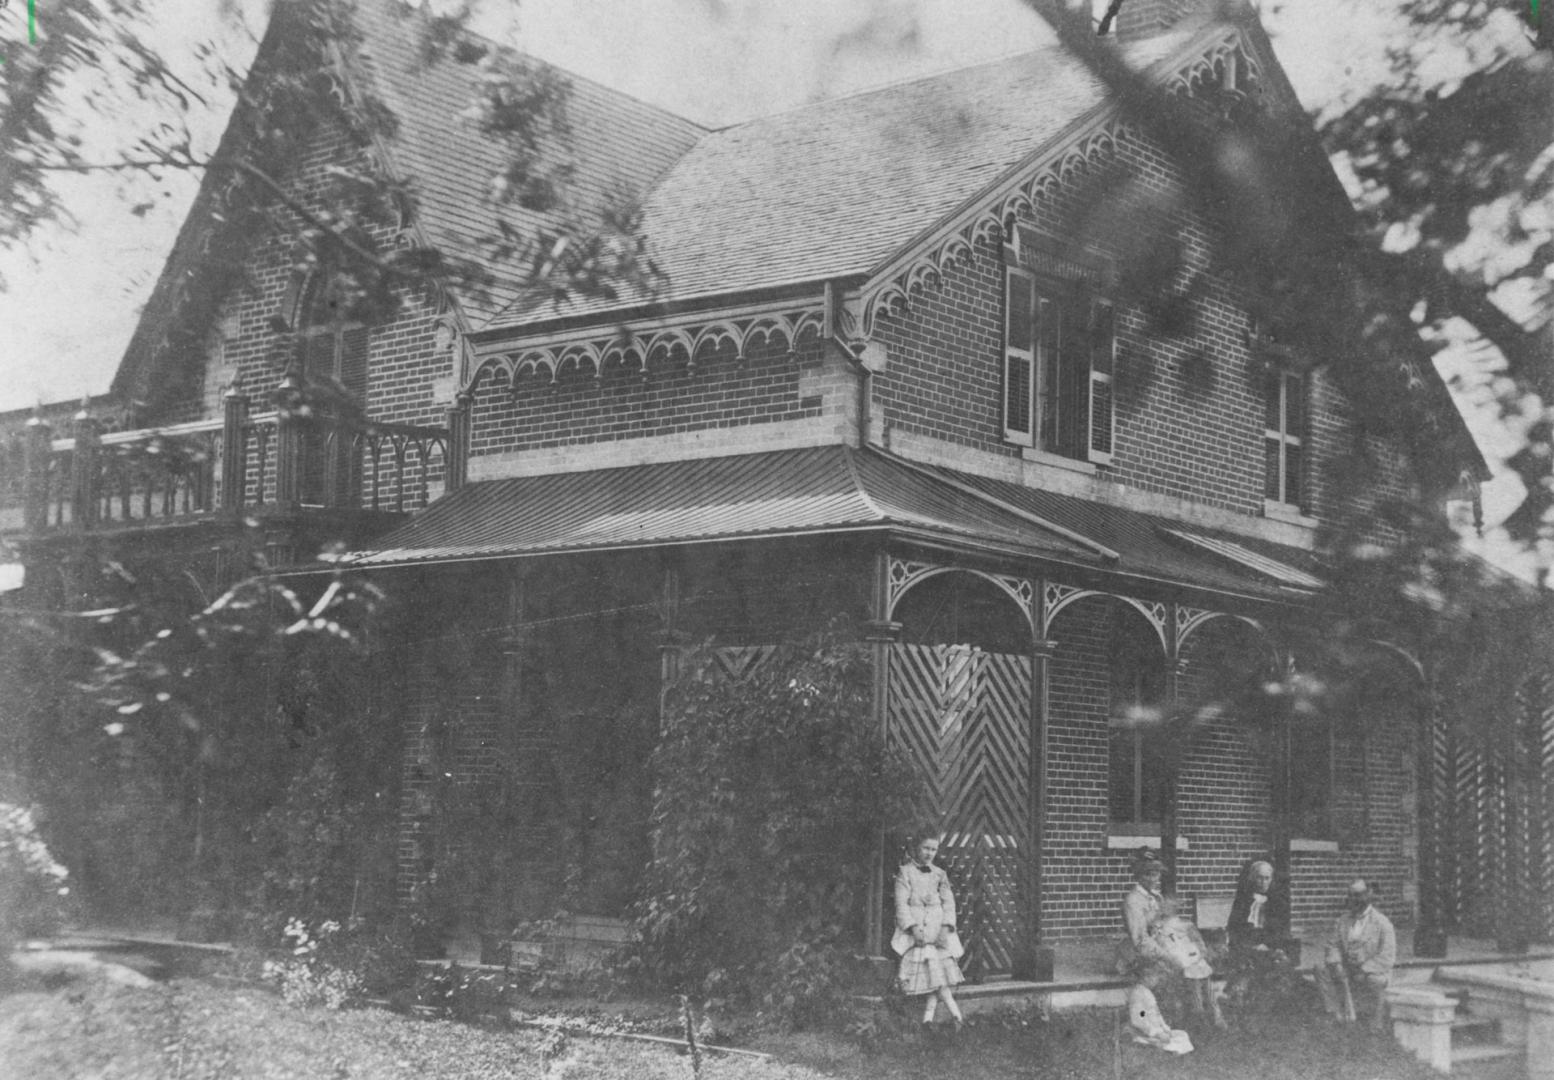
left=466, top=334, right=828, bottom=458
left=869, top=125, right=1419, bottom=535
left=1038, top=595, right=1417, bottom=945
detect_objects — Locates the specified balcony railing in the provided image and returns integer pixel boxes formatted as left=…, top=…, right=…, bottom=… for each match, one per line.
left=13, top=392, right=461, bottom=536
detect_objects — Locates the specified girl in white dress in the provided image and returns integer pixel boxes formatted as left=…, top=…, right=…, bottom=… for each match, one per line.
left=892, top=835, right=965, bottom=1030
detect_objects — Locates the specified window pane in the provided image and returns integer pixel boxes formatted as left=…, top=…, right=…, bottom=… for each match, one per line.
left=1284, top=442, right=1303, bottom=508
left=1059, top=309, right=1088, bottom=458
left=1109, top=726, right=1139, bottom=822
left=1037, top=297, right=1058, bottom=448
left=1264, top=437, right=1282, bottom=501
left=1263, top=372, right=1282, bottom=431
left=1090, top=300, right=1114, bottom=376
left=1289, top=719, right=1333, bottom=838
left=1140, top=729, right=1171, bottom=825
left=1284, top=373, right=1305, bottom=434
left=1007, top=274, right=1033, bottom=352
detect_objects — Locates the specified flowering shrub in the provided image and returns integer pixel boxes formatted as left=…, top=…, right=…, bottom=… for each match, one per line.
left=0, top=802, right=72, bottom=953
left=261, top=918, right=363, bottom=1010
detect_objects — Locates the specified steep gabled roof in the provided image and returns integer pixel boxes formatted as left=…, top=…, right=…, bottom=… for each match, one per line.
left=353, top=4, right=707, bottom=328
left=484, top=31, right=1193, bottom=332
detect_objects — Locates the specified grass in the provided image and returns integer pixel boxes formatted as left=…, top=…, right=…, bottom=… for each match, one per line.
left=0, top=969, right=1444, bottom=1080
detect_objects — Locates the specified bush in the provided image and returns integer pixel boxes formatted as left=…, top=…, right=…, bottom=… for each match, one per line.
left=0, top=803, right=72, bottom=954
left=633, top=628, right=923, bottom=1028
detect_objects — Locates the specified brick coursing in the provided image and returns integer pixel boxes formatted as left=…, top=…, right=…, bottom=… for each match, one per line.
left=466, top=334, right=827, bottom=457
left=1037, top=599, right=1417, bottom=945
left=869, top=125, right=1419, bottom=529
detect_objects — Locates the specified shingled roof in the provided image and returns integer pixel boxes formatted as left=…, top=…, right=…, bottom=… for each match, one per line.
left=353, top=5, right=707, bottom=328
left=352, top=3, right=1192, bottom=334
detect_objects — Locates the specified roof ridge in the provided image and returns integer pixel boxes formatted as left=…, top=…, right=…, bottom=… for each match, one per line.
left=372, top=0, right=710, bottom=134
left=706, top=45, right=1068, bottom=132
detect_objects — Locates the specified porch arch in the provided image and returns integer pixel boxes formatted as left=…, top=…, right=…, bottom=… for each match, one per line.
left=884, top=567, right=1035, bottom=977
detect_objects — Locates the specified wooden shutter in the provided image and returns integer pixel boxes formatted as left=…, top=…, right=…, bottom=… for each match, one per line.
left=1087, top=298, right=1115, bottom=464
left=339, top=326, right=369, bottom=404
left=1003, top=268, right=1035, bottom=445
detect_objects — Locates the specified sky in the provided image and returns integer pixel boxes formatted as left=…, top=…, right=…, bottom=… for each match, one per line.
left=0, top=0, right=1538, bottom=570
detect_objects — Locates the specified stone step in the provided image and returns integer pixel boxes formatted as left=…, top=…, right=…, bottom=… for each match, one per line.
left=1449, top=1015, right=1502, bottom=1045
left=1449, top=1042, right=1523, bottom=1079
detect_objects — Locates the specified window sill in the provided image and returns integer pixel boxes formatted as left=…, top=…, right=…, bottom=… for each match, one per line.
left=1263, top=500, right=1317, bottom=528
left=1022, top=447, right=1097, bottom=475
left=1106, top=832, right=1189, bottom=851
left=1289, top=838, right=1339, bottom=853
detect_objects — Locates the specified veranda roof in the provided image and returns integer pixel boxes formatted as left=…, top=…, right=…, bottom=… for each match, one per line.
left=342, top=446, right=1325, bottom=605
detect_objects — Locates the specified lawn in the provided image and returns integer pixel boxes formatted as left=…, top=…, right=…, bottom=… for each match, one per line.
left=0, top=970, right=1441, bottom=1080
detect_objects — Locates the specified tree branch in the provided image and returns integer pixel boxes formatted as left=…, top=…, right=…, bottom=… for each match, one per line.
left=36, top=152, right=400, bottom=280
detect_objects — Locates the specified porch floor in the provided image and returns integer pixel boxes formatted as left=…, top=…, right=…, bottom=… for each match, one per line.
left=947, top=929, right=1554, bottom=1014
left=1042, top=927, right=1554, bottom=980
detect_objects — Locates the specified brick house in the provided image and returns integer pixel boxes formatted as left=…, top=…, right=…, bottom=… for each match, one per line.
left=7, top=0, right=1548, bottom=965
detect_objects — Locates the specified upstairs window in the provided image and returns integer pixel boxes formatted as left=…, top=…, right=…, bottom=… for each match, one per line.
left=1263, top=369, right=1305, bottom=509
left=1004, top=266, right=1114, bottom=464
left=295, top=276, right=369, bottom=507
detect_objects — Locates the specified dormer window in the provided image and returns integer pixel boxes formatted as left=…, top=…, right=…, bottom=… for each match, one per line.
left=1003, top=265, right=1114, bottom=464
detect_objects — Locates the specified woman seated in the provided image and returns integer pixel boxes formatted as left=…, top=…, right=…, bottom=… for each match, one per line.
left=1115, top=849, right=1225, bottom=1030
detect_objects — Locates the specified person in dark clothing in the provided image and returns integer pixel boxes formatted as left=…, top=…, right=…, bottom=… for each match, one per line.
left=1224, top=859, right=1298, bottom=1012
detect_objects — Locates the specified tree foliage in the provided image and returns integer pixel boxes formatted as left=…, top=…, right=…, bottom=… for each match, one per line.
left=635, top=632, right=922, bottom=1027
left=0, top=0, right=663, bottom=336
left=0, top=548, right=398, bottom=928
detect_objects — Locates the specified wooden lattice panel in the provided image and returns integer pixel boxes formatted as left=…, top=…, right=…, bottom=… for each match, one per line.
left=1531, top=676, right=1554, bottom=941
left=887, top=644, right=1032, bottom=975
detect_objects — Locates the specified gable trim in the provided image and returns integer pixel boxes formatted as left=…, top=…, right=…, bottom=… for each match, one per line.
left=853, top=24, right=1270, bottom=340
left=464, top=296, right=826, bottom=392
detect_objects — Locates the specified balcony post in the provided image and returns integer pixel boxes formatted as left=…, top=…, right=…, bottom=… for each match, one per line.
left=274, top=370, right=303, bottom=509
left=221, top=384, right=250, bottom=513
left=443, top=392, right=471, bottom=494
left=70, top=407, right=100, bottom=530
left=23, top=413, right=52, bottom=533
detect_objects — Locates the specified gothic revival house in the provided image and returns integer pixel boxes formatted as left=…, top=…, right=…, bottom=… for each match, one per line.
left=9, top=0, right=1548, bottom=967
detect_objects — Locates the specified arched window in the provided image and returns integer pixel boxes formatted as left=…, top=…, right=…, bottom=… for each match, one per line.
left=294, top=275, right=368, bottom=507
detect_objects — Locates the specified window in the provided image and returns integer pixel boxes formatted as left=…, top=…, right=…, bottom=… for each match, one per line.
left=1108, top=614, right=1170, bottom=828
left=1263, top=369, right=1305, bottom=508
left=1004, top=266, right=1114, bottom=464
left=295, top=276, right=369, bottom=507
left=1287, top=715, right=1334, bottom=840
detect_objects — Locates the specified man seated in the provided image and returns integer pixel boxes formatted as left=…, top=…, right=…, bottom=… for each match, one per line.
left=1224, top=859, right=1298, bottom=1010
left=1314, top=879, right=1396, bottom=1032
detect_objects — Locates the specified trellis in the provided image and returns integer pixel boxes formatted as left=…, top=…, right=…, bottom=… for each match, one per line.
left=886, top=643, right=1032, bottom=976
left=1435, top=671, right=1554, bottom=945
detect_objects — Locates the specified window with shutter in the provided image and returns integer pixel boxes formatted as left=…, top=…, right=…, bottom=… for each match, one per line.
left=1004, top=268, right=1035, bottom=444
left=1088, top=299, right=1115, bottom=463
left=1003, top=265, right=1114, bottom=464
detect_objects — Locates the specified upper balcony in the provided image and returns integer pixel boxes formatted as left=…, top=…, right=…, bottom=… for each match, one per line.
left=2, top=388, right=462, bottom=562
